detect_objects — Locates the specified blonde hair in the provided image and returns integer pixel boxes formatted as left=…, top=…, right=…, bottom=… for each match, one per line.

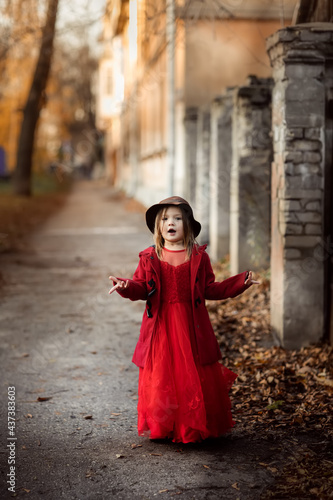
left=153, top=206, right=196, bottom=260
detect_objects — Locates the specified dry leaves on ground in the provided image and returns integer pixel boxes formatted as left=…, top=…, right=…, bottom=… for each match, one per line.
left=209, top=261, right=332, bottom=438
left=0, top=191, right=69, bottom=253
left=208, top=260, right=333, bottom=499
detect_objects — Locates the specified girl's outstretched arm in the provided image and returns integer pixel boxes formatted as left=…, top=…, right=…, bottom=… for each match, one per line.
left=108, top=259, right=148, bottom=301
left=109, top=276, right=129, bottom=295
left=244, top=271, right=260, bottom=286
left=204, top=254, right=259, bottom=300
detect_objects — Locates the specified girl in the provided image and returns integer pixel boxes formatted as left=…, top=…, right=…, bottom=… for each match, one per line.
left=109, top=196, right=258, bottom=444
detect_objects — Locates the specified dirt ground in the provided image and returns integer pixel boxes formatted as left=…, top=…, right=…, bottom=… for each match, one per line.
left=0, top=180, right=331, bottom=499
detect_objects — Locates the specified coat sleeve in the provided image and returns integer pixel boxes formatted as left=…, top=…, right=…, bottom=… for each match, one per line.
left=203, top=253, right=249, bottom=300
left=114, top=257, right=148, bottom=301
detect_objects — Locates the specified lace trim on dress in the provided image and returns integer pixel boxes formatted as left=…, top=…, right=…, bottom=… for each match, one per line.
left=160, top=260, right=191, bottom=303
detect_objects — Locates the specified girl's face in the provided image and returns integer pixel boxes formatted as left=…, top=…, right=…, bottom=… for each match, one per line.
left=160, top=206, right=184, bottom=247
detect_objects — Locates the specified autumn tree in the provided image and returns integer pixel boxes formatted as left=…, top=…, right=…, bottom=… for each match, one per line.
left=54, top=42, right=98, bottom=130
left=0, top=3, right=11, bottom=74
left=13, top=0, right=59, bottom=196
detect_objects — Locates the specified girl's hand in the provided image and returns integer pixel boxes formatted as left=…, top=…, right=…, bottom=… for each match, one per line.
left=109, top=276, right=129, bottom=295
left=245, top=271, right=260, bottom=286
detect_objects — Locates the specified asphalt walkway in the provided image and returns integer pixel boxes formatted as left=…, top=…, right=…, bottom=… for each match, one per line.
left=0, top=180, right=288, bottom=499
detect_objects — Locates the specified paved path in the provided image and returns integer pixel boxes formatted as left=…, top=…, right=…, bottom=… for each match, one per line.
left=0, top=180, right=286, bottom=499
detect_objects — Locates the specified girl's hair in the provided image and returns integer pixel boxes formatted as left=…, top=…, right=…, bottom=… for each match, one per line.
left=153, top=205, right=196, bottom=260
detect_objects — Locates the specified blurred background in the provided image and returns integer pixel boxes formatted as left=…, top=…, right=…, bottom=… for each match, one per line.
left=0, top=0, right=332, bottom=349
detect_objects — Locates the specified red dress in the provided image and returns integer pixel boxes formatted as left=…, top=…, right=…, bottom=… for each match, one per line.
left=137, top=248, right=237, bottom=443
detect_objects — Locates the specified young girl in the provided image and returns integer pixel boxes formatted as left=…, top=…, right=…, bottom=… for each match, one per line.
left=109, top=196, right=258, bottom=444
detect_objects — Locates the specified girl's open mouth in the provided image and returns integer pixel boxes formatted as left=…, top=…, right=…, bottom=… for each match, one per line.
left=168, top=229, right=176, bottom=234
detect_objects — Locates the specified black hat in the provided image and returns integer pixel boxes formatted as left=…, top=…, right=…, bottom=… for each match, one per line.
left=145, top=196, right=201, bottom=238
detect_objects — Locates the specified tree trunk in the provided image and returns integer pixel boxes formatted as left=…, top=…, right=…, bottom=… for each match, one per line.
left=296, top=0, right=333, bottom=23
left=13, top=0, right=59, bottom=196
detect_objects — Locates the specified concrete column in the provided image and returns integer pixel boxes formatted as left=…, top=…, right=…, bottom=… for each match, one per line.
left=184, top=107, right=198, bottom=205
left=209, top=92, right=233, bottom=262
left=174, top=101, right=186, bottom=197
left=117, top=107, right=128, bottom=191
left=267, top=24, right=333, bottom=348
left=230, top=78, right=272, bottom=276
left=129, top=83, right=139, bottom=197
left=195, top=107, right=210, bottom=244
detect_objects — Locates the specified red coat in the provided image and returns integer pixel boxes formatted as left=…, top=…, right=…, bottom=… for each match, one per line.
left=116, top=245, right=249, bottom=368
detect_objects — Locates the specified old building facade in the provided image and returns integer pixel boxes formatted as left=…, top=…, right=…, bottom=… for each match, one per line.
left=97, top=0, right=296, bottom=205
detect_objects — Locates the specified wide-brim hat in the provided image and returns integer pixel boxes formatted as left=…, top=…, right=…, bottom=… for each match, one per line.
left=145, top=196, right=201, bottom=238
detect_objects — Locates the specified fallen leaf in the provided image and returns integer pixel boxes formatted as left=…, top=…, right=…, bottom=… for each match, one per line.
left=232, top=482, right=240, bottom=490
left=297, top=366, right=312, bottom=374
left=83, top=415, right=93, bottom=420
left=131, top=444, right=143, bottom=449
left=203, top=465, right=210, bottom=469
left=309, top=488, right=320, bottom=495
left=25, top=414, right=33, bottom=419
left=266, top=400, right=284, bottom=411
left=110, top=412, right=122, bottom=416
left=292, top=416, right=303, bottom=425
left=116, top=454, right=125, bottom=459
left=159, top=489, right=169, bottom=493
left=314, top=375, right=333, bottom=387
left=150, top=453, right=162, bottom=456
left=37, top=396, right=52, bottom=402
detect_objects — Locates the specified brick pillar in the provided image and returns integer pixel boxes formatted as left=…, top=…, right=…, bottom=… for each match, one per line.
left=267, top=25, right=333, bottom=348
left=230, top=77, right=272, bottom=276
left=195, top=107, right=210, bottom=244
left=209, top=92, right=233, bottom=261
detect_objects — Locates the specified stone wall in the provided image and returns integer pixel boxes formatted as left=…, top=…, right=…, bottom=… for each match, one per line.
left=267, top=23, right=333, bottom=348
